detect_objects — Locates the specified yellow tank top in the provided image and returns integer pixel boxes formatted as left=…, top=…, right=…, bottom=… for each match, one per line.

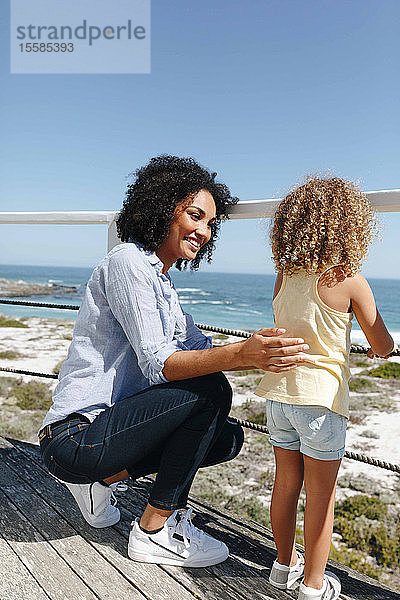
left=255, top=268, right=353, bottom=418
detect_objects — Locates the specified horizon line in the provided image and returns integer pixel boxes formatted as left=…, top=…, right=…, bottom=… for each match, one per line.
left=0, top=262, right=399, bottom=281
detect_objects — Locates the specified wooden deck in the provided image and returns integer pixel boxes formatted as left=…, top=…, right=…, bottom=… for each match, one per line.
left=0, top=436, right=398, bottom=600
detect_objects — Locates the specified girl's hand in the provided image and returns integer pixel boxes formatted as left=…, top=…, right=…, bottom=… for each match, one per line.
left=366, top=343, right=398, bottom=359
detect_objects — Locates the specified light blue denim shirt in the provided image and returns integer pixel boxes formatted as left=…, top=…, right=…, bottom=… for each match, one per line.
left=41, top=242, right=212, bottom=429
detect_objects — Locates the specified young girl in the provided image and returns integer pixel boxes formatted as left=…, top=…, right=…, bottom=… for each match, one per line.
left=255, top=177, right=396, bottom=600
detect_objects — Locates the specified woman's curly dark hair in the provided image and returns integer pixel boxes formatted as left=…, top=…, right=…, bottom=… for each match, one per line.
left=116, top=155, right=238, bottom=270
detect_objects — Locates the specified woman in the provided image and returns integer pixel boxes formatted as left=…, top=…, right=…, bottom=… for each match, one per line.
left=39, top=155, right=307, bottom=567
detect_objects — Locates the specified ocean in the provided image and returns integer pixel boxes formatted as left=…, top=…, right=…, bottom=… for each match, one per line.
left=0, top=264, right=399, bottom=345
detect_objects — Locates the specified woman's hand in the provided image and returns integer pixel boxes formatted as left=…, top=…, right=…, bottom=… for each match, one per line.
left=163, top=327, right=309, bottom=380
left=239, top=328, right=309, bottom=372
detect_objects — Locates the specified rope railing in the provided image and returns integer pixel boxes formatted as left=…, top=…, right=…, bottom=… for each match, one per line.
left=0, top=298, right=81, bottom=311
left=0, top=366, right=58, bottom=379
left=1, top=297, right=400, bottom=473
left=196, top=323, right=400, bottom=356
left=232, top=417, right=400, bottom=474
left=1, top=298, right=398, bottom=355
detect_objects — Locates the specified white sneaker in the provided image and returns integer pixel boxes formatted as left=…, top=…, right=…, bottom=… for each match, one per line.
left=298, top=572, right=341, bottom=600
left=64, top=481, right=125, bottom=528
left=128, top=508, right=229, bottom=567
left=269, top=553, right=305, bottom=589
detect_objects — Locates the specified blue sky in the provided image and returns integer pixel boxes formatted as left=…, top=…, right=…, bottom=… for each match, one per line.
left=1, top=0, right=399, bottom=277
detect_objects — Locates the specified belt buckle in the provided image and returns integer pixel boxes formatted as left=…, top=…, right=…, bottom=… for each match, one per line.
left=39, top=425, right=52, bottom=441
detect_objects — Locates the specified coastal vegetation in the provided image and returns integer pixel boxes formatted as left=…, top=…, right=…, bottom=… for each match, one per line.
left=333, top=495, right=400, bottom=575
left=368, top=362, right=400, bottom=379
left=11, top=379, right=53, bottom=411
left=0, top=314, right=28, bottom=328
left=0, top=350, right=23, bottom=359
left=212, top=333, right=229, bottom=340
left=53, top=359, right=65, bottom=375
left=0, top=377, right=52, bottom=439
left=349, top=377, right=378, bottom=393
left=226, top=369, right=265, bottom=395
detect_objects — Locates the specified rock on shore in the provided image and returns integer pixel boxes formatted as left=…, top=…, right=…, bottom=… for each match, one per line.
left=0, top=278, right=77, bottom=297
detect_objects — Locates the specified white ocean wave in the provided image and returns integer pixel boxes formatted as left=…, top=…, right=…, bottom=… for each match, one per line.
left=177, top=289, right=211, bottom=296
left=180, top=300, right=227, bottom=305
left=224, top=306, right=263, bottom=315
left=351, top=330, right=400, bottom=345
left=350, top=329, right=400, bottom=346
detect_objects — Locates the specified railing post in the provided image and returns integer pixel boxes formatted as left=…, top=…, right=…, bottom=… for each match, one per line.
left=107, top=219, right=121, bottom=252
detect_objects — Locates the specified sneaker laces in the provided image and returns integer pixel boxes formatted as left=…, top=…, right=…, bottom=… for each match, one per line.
left=321, top=578, right=333, bottom=599
left=108, top=482, right=128, bottom=506
left=176, top=508, right=205, bottom=549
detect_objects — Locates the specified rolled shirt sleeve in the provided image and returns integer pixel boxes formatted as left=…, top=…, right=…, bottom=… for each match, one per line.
left=174, top=307, right=213, bottom=351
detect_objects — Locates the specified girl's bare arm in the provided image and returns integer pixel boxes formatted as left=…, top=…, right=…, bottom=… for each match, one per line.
left=273, top=271, right=283, bottom=300
left=349, top=274, right=395, bottom=357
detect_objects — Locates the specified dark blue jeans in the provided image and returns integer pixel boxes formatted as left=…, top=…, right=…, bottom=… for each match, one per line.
left=39, top=372, right=243, bottom=510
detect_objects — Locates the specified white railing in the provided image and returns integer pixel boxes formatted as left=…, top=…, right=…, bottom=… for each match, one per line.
left=1, top=189, right=399, bottom=251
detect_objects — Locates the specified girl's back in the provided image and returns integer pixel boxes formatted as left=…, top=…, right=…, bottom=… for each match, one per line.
left=255, top=266, right=352, bottom=418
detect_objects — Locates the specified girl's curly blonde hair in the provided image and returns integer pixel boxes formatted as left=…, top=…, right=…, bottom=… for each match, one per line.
left=271, top=177, right=378, bottom=276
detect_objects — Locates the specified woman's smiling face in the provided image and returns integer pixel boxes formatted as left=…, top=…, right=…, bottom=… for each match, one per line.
left=156, top=189, right=217, bottom=272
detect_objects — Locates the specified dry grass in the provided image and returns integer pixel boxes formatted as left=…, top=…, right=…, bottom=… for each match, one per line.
left=0, top=350, right=23, bottom=360
left=0, top=315, right=28, bottom=328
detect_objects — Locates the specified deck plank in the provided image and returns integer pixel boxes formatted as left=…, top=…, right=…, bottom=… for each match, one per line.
left=3, top=437, right=400, bottom=600
left=0, top=533, right=51, bottom=600
left=0, top=437, right=203, bottom=600
left=0, top=486, right=97, bottom=600
left=0, top=461, right=148, bottom=600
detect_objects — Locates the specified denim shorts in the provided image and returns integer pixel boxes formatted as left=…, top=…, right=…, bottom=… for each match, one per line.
left=265, top=400, right=347, bottom=461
